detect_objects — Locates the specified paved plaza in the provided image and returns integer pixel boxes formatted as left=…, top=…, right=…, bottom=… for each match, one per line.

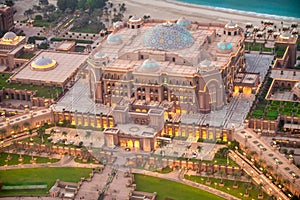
left=53, top=77, right=111, bottom=115
left=154, top=140, right=225, bottom=160
left=47, top=127, right=105, bottom=148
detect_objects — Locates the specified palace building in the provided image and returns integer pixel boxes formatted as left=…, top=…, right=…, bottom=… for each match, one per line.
left=85, top=17, right=247, bottom=151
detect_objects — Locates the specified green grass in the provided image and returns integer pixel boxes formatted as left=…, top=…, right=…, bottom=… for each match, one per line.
left=134, top=174, right=224, bottom=200
left=0, top=167, right=92, bottom=195
left=185, top=175, right=268, bottom=200
left=0, top=73, right=62, bottom=98
left=70, top=24, right=101, bottom=34
left=75, top=45, right=85, bottom=52
left=0, top=152, right=59, bottom=166
left=17, top=53, right=36, bottom=59
left=50, top=37, right=93, bottom=44
left=33, top=20, right=51, bottom=27
left=156, top=166, right=173, bottom=174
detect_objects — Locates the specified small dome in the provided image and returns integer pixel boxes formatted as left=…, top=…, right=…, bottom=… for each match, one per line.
left=225, top=21, right=238, bottom=29
left=144, top=22, right=194, bottom=50
left=107, top=33, right=122, bottom=44
left=142, top=59, right=159, bottom=72
left=129, top=15, right=142, bottom=22
left=217, top=41, right=232, bottom=50
left=176, top=17, right=191, bottom=27
left=31, top=57, right=57, bottom=71
left=3, top=32, right=17, bottom=40
left=142, top=59, right=159, bottom=69
left=113, top=21, right=123, bottom=28
left=199, top=59, right=215, bottom=72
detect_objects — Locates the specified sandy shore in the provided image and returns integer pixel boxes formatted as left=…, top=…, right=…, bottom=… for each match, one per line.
left=112, top=0, right=300, bottom=25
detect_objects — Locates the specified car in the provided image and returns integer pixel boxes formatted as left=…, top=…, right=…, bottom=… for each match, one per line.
left=125, top=148, right=131, bottom=151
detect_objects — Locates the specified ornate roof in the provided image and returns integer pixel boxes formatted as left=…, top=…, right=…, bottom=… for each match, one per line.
left=217, top=41, right=232, bottom=50
left=143, top=22, right=194, bottom=50
left=176, top=17, right=191, bottom=27
left=3, top=32, right=17, bottom=40
left=141, top=59, right=159, bottom=72
left=31, top=57, right=57, bottom=71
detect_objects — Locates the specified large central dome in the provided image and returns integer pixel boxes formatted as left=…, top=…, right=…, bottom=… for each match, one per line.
left=143, top=22, right=194, bottom=50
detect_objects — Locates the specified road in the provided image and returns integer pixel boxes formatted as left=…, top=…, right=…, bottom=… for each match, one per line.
left=229, top=150, right=289, bottom=200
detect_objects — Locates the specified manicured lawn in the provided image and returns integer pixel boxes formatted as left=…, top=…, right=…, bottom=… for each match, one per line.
left=70, top=24, right=101, bottom=34
left=185, top=175, right=268, bottom=200
left=17, top=53, right=36, bottom=59
left=0, top=167, right=92, bottom=195
left=134, top=174, right=224, bottom=200
left=0, top=73, right=62, bottom=98
left=0, top=152, right=59, bottom=166
left=33, top=20, right=51, bottom=27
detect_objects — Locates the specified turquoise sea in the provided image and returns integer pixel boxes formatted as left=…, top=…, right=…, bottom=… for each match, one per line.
left=175, top=0, right=300, bottom=19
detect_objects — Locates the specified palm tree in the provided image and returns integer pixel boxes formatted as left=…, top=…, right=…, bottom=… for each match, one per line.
left=257, top=183, right=264, bottom=197
left=23, top=122, right=30, bottom=130
left=243, top=182, right=249, bottom=196
left=0, top=129, right=7, bottom=140
left=12, top=124, right=20, bottom=136
left=219, top=170, right=224, bottom=185
left=197, top=145, right=202, bottom=153
left=37, top=127, right=46, bottom=143
left=232, top=172, right=238, bottom=187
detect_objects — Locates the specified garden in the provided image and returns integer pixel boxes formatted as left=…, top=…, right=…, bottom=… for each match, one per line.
left=134, top=174, right=224, bottom=200
left=248, top=76, right=300, bottom=120
left=0, top=167, right=91, bottom=195
left=244, top=42, right=273, bottom=52
left=184, top=174, right=267, bottom=200
left=0, top=73, right=62, bottom=99
left=0, top=152, right=59, bottom=166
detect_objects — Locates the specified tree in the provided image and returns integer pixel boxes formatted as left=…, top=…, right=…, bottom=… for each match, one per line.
left=0, top=129, right=7, bottom=140
left=39, top=0, right=49, bottom=6
left=219, top=170, right=224, bottom=184
left=23, top=122, right=30, bottom=129
left=12, top=124, right=20, bottom=134
left=24, top=9, right=34, bottom=18
left=5, top=0, right=14, bottom=7
left=232, top=172, right=238, bottom=187
left=197, top=145, right=202, bottom=153
left=243, top=182, right=249, bottom=195
left=57, top=0, right=77, bottom=12
left=37, top=127, right=46, bottom=143
left=35, top=15, right=43, bottom=21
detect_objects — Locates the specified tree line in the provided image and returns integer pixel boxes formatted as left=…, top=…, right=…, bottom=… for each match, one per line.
left=57, top=0, right=107, bottom=13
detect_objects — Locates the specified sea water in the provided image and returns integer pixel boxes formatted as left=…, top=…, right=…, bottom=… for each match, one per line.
left=174, top=0, right=300, bottom=19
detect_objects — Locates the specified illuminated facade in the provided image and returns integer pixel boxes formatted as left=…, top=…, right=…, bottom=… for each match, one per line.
left=85, top=17, right=246, bottom=150
left=0, top=31, right=26, bottom=70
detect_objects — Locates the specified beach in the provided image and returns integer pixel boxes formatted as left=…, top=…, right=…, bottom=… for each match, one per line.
left=112, top=0, right=300, bottom=25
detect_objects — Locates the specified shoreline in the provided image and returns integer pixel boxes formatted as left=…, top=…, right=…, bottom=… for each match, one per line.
left=167, top=0, right=300, bottom=21
left=112, top=0, right=300, bottom=25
